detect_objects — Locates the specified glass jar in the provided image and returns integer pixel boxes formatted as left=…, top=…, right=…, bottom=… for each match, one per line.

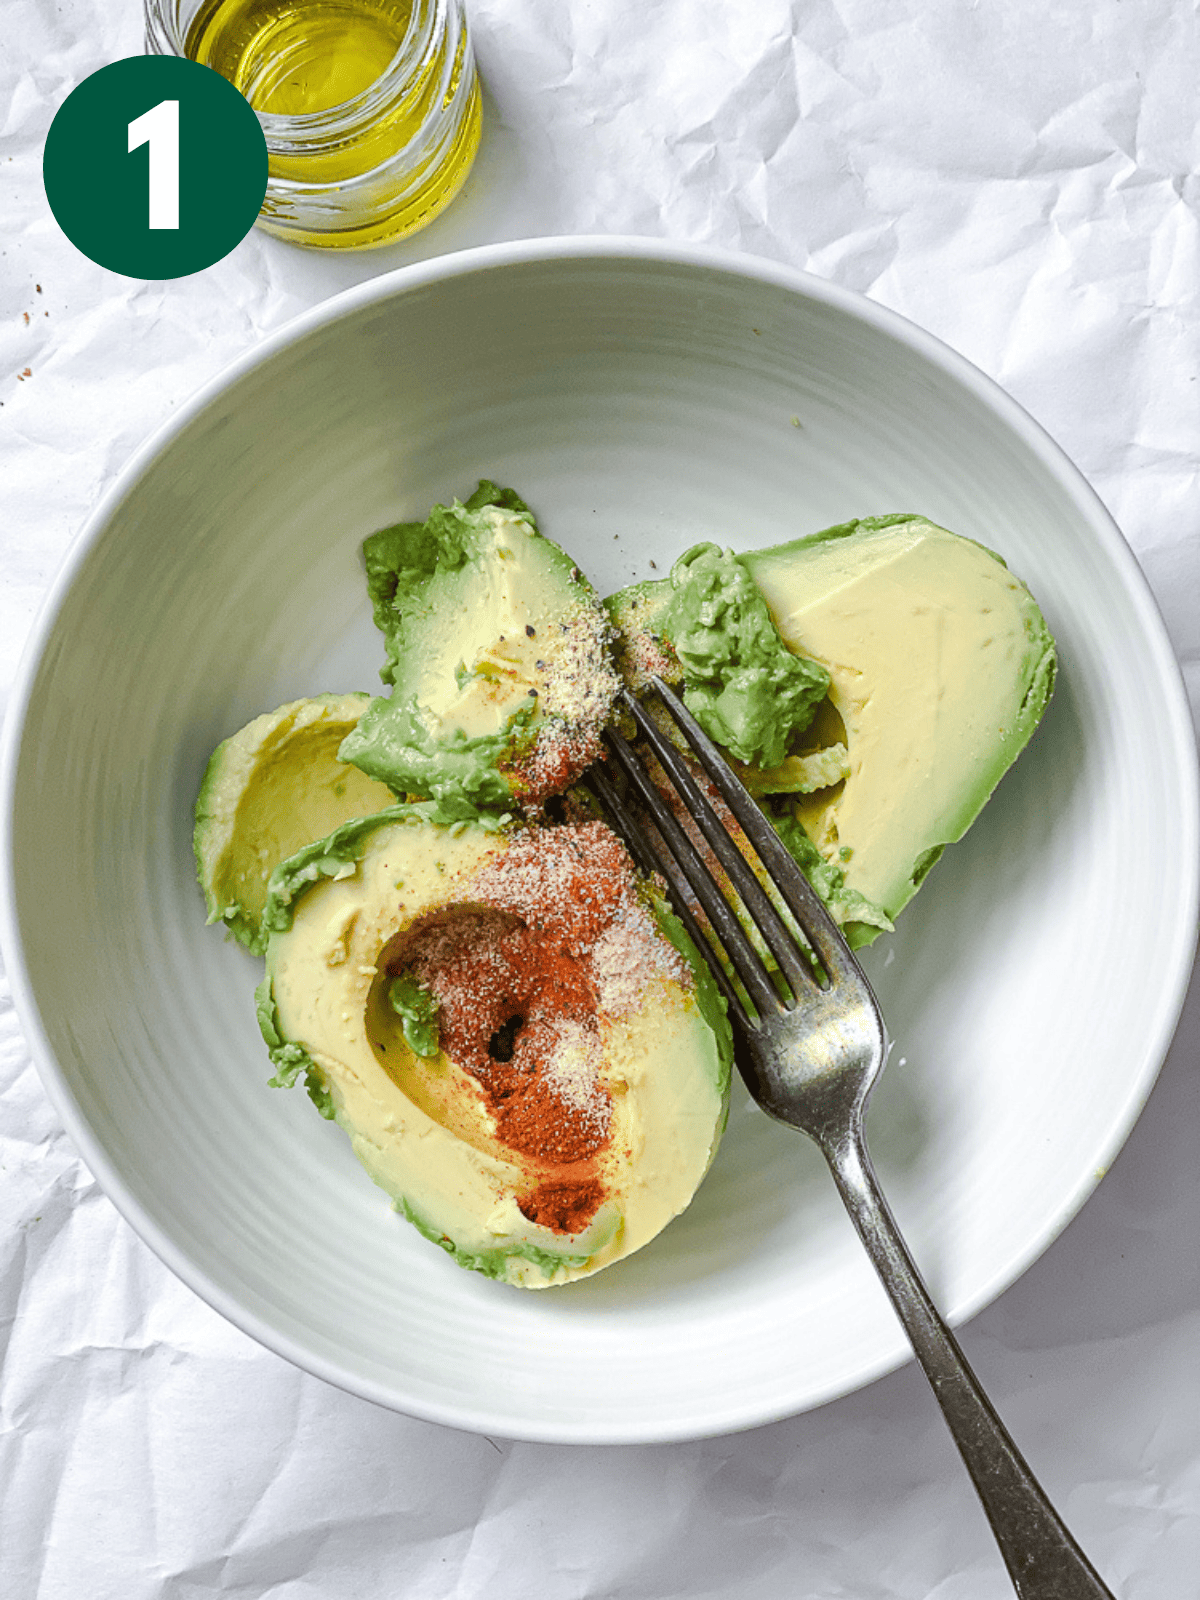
left=145, top=0, right=482, bottom=249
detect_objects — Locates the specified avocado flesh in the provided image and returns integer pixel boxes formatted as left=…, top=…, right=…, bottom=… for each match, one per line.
left=339, top=482, right=619, bottom=816
left=605, top=515, right=1055, bottom=944
left=651, top=542, right=829, bottom=767
left=741, top=515, right=1056, bottom=924
left=605, top=544, right=828, bottom=768
left=260, top=809, right=732, bottom=1289
left=606, top=556, right=887, bottom=943
left=193, top=693, right=396, bottom=954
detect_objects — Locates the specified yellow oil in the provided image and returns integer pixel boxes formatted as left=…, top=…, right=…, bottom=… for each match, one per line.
left=188, top=0, right=411, bottom=115
left=185, top=0, right=481, bottom=247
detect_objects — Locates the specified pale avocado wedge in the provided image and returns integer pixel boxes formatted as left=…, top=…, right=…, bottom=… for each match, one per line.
left=742, top=514, right=1055, bottom=928
left=338, top=481, right=620, bottom=816
left=606, top=514, right=1055, bottom=945
left=193, top=693, right=396, bottom=955
left=258, top=806, right=732, bottom=1288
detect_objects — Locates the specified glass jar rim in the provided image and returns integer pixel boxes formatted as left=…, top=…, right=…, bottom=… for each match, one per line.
left=143, top=0, right=450, bottom=141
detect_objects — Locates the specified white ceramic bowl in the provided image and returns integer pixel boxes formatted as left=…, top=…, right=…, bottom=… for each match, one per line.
left=3, top=239, right=1196, bottom=1444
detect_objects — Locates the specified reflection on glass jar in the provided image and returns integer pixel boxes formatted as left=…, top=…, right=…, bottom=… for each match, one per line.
left=145, top=0, right=481, bottom=249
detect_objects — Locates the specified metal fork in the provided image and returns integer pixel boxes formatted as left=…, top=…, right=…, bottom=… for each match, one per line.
left=588, top=679, right=1115, bottom=1600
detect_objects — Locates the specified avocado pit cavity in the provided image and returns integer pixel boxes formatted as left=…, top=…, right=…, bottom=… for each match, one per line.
left=385, top=904, right=611, bottom=1171
left=365, top=822, right=696, bottom=1236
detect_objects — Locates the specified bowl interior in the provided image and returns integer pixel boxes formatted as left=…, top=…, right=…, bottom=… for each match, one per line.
left=6, top=245, right=1196, bottom=1442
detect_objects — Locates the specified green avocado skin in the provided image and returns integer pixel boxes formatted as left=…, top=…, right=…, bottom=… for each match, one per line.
left=255, top=974, right=335, bottom=1119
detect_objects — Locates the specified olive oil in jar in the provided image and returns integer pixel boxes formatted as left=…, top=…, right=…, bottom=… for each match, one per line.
left=187, top=0, right=413, bottom=117
left=174, top=0, right=481, bottom=248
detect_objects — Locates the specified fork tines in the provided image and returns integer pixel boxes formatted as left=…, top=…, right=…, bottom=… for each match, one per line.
left=586, top=678, right=856, bottom=1031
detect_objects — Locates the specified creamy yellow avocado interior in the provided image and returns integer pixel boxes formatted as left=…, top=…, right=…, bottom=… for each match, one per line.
left=258, top=808, right=732, bottom=1288
left=338, top=484, right=619, bottom=814
left=607, top=515, right=1055, bottom=943
left=193, top=693, right=396, bottom=954
left=741, top=516, right=1056, bottom=922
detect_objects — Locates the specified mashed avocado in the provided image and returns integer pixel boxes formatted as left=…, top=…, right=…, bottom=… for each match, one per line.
left=650, top=543, right=829, bottom=767
left=338, top=482, right=620, bottom=816
left=259, top=807, right=732, bottom=1288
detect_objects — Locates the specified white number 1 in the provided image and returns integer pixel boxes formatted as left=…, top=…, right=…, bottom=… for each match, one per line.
left=128, top=99, right=180, bottom=230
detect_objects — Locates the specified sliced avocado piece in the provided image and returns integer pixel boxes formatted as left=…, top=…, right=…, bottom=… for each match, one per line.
left=339, top=482, right=620, bottom=817
left=606, top=554, right=874, bottom=939
left=741, top=515, right=1056, bottom=930
left=193, top=693, right=397, bottom=955
left=260, top=808, right=731, bottom=1288
left=605, top=543, right=828, bottom=767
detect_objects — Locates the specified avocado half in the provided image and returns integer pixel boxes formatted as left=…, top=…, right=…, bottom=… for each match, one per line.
left=338, top=482, right=620, bottom=817
left=193, top=693, right=396, bottom=954
left=257, top=806, right=732, bottom=1288
left=742, top=515, right=1056, bottom=928
left=607, top=515, right=1056, bottom=944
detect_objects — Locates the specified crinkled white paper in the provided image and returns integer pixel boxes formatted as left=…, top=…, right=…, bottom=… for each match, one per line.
left=2, top=1, right=1198, bottom=1595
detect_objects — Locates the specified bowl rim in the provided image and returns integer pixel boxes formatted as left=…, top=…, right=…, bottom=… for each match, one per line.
left=3, top=234, right=1198, bottom=1444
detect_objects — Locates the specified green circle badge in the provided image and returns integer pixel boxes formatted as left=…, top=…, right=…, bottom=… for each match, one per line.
left=44, top=57, right=268, bottom=280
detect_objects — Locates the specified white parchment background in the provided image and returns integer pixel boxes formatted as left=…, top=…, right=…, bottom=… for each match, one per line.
left=2, top=1, right=1199, bottom=1595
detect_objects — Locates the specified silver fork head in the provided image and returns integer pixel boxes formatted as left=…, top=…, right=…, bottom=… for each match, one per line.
left=587, top=679, right=888, bottom=1149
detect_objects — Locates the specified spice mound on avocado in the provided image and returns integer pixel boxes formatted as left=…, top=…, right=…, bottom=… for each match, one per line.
left=194, top=484, right=1056, bottom=1287
left=258, top=807, right=732, bottom=1287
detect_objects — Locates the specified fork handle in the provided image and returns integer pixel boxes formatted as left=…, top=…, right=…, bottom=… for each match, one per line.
left=821, top=1123, right=1115, bottom=1600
